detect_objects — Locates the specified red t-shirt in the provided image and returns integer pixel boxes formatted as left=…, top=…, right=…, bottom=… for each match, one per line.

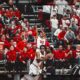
left=54, top=50, right=65, bottom=60
left=65, top=49, right=72, bottom=59
left=14, top=10, right=21, bottom=19
left=0, top=39, right=10, bottom=48
left=27, top=48, right=35, bottom=60
left=19, top=51, right=28, bottom=63
left=72, top=49, right=77, bottom=58
left=58, top=31, right=66, bottom=40
left=13, top=35, right=22, bottom=42
left=6, top=50, right=16, bottom=61
left=17, top=40, right=27, bottom=50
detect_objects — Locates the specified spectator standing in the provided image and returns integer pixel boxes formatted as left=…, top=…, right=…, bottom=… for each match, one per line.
left=64, top=28, right=76, bottom=44
left=55, top=0, right=68, bottom=20
left=50, top=15, right=59, bottom=38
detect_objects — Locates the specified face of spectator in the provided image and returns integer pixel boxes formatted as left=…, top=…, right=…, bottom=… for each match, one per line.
left=1, top=35, right=5, bottom=41
left=24, top=18, right=28, bottom=22
left=63, top=16, right=67, bottom=20
left=67, top=45, right=71, bottom=50
left=11, top=21, right=15, bottom=25
left=10, top=46, right=14, bottom=51
left=62, top=28, right=66, bottom=31
left=9, top=8, right=13, bottom=11
left=68, top=28, right=72, bottom=32
left=2, top=8, right=5, bottom=11
left=59, top=45, right=63, bottom=51
left=6, top=9, right=9, bottom=12
left=23, top=47, right=27, bottom=52
left=32, top=45, right=37, bottom=50
left=46, top=47, right=51, bottom=53
left=15, top=8, right=18, bottom=11
left=17, top=29, right=21, bottom=33
left=27, top=43, right=32, bottom=49
left=10, top=40, right=14, bottom=45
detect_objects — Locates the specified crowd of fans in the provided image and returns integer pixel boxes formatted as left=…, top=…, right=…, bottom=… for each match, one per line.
left=0, top=3, right=38, bottom=70
left=0, top=0, right=80, bottom=79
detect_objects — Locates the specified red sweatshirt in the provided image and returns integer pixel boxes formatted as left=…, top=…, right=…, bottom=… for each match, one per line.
left=54, top=50, right=65, bottom=60
left=65, top=49, right=72, bottom=59
left=27, top=48, right=35, bottom=60
left=17, top=40, right=27, bottom=50
left=58, top=31, right=66, bottom=40
left=19, top=51, right=28, bottom=63
left=6, top=50, right=16, bottom=62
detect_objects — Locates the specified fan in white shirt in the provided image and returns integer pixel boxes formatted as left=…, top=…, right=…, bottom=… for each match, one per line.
left=55, top=0, right=68, bottom=15
left=50, top=15, right=59, bottom=35
left=61, top=15, right=70, bottom=28
left=43, top=5, right=51, bottom=14
left=50, top=5, right=58, bottom=17
left=54, top=26, right=62, bottom=37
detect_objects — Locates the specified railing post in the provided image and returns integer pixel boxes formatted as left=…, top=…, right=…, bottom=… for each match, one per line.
left=14, top=74, right=20, bottom=80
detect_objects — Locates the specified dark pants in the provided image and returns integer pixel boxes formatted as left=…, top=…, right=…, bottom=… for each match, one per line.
left=69, top=58, right=77, bottom=67
left=6, top=62, right=15, bottom=71
left=15, top=61, right=27, bottom=71
left=54, top=60, right=66, bottom=69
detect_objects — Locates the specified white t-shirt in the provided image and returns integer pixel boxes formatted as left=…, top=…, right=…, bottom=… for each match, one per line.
left=50, top=6, right=58, bottom=17
left=71, top=18, right=78, bottom=25
left=50, top=18, right=58, bottom=29
left=54, top=28, right=62, bottom=36
left=37, top=36, right=46, bottom=48
left=55, top=0, right=68, bottom=15
left=76, top=8, right=80, bottom=16
left=43, top=5, right=51, bottom=13
left=62, top=19, right=70, bottom=28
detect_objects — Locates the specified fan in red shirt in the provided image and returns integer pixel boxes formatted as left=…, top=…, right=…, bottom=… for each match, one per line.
left=31, top=25, right=38, bottom=38
left=54, top=45, right=66, bottom=68
left=6, top=9, right=10, bottom=18
left=13, top=33, right=22, bottom=42
left=0, top=35, right=10, bottom=48
left=17, top=39, right=27, bottom=51
left=65, top=45, right=72, bottom=59
left=19, top=47, right=28, bottom=64
left=0, top=28, right=5, bottom=35
left=16, top=47, right=28, bottom=70
left=70, top=46, right=77, bottom=67
left=14, top=8, right=21, bottom=19
left=6, top=46, right=16, bottom=62
left=58, top=28, right=66, bottom=40
left=27, top=43, right=35, bottom=61
left=72, top=46, right=77, bottom=59
left=6, top=46, right=16, bottom=71
left=54, top=45, right=65, bottom=60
